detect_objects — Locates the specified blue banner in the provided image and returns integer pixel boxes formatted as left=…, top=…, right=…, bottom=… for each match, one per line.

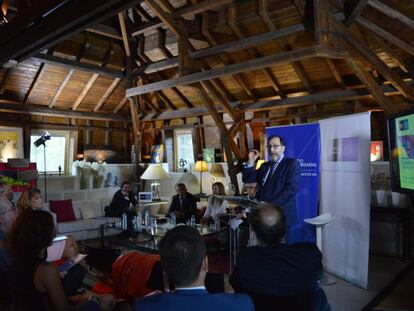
left=266, top=123, right=320, bottom=243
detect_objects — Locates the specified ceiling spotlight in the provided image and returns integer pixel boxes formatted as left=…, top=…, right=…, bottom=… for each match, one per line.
left=33, top=132, right=51, bottom=147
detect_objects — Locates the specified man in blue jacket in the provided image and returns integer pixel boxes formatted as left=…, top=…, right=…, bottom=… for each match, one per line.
left=243, top=135, right=300, bottom=240
left=134, top=225, right=254, bottom=311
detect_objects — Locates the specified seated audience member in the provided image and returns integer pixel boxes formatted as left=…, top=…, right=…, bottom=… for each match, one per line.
left=0, top=183, right=18, bottom=236
left=200, top=182, right=228, bottom=224
left=230, top=203, right=330, bottom=311
left=106, top=181, right=137, bottom=217
left=8, top=210, right=115, bottom=311
left=16, top=188, right=79, bottom=260
left=168, top=183, right=197, bottom=223
left=134, top=225, right=254, bottom=311
left=0, top=182, right=17, bottom=273
left=244, top=182, right=257, bottom=199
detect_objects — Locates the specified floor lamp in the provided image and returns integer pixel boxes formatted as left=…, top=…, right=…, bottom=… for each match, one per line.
left=194, top=160, right=208, bottom=195
left=34, top=132, right=51, bottom=202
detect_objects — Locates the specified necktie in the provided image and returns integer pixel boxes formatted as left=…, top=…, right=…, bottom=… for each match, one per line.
left=262, top=161, right=278, bottom=186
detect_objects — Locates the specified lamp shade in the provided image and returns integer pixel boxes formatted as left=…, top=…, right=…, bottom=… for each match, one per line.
left=210, top=163, right=225, bottom=177
left=141, top=164, right=170, bottom=180
left=177, top=173, right=200, bottom=194
left=194, top=160, right=208, bottom=172
left=256, top=159, right=265, bottom=169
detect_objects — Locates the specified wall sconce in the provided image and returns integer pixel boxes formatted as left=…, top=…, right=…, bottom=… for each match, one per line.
left=194, top=160, right=208, bottom=195
left=141, top=164, right=170, bottom=200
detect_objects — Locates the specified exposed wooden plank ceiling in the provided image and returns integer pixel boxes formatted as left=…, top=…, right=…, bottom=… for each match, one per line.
left=0, top=0, right=412, bottom=122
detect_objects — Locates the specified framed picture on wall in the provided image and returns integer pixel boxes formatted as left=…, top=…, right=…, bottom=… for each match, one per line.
left=151, top=144, right=164, bottom=163
left=203, top=148, right=215, bottom=163
left=0, top=126, right=24, bottom=163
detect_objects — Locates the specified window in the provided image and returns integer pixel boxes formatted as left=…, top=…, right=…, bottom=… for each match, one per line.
left=30, top=130, right=76, bottom=174
left=174, top=129, right=194, bottom=171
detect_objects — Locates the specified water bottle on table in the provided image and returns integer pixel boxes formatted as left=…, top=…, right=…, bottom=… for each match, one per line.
left=144, top=210, right=150, bottom=228
left=190, top=215, right=196, bottom=227
left=122, top=212, right=127, bottom=230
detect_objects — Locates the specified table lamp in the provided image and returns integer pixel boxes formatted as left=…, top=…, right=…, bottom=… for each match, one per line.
left=194, top=160, right=208, bottom=195
left=140, top=164, right=170, bottom=200
left=209, top=163, right=225, bottom=182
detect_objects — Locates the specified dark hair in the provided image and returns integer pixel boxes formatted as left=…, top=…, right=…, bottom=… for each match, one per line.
left=159, top=225, right=206, bottom=287
left=8, top=210, right=55, bottom=258
left=176, top=183, right=186, bottom=190
left=250, top=203, right=287, bottom=246
left=16, top=187, right=41, bottom=213
left=121, top=181, right=131, bottom=188
left=267, top=135, right=285, bottom=147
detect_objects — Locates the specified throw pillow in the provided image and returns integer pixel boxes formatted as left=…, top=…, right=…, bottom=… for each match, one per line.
left=49, top=199, right=76, bottom=223
left=80, top=205, right=96, bottom=219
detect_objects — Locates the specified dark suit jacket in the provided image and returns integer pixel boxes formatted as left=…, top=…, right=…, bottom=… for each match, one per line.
left=230, top=243, right=330, bottom=311
left=106, top=190, right=137, bottom=217
left=168, top=193, right=197, bottom=222
left=242, top=157, right=300, bottom=226
left=134, top=288, right=254, bottom=311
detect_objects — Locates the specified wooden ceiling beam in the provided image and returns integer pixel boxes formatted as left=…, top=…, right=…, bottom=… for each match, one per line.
left=48, top=69, right=74, bottom=108
left=86, top=24, right=123, bottom=41
left=113, top=97, right=128, bottom=114
left=141, top=84, right=401, bottom=121
left=127, top=47, right=316, bottom=97
left=228, top=6, right=286, bottom=98
left=131, top=0, right=234, bottom=36
left=93, top=77, right=122, bottom=112
left=258, top=0, right=314, bottom=94
left=32, top=54, right=125, bottom=78
left=0, top=0, right=142, bottom=65
left=0, top=69, right=11, bottom=95
left=367, top=0, right=414, bottom=32
left=132, top=23, right=304, bottom=75
left=23, top=63, right=46, bottom=104
left=0, top=99, right=129, bottom=121
left=332, top=15, right=414, bottom=100
left=345, top=57, right=395, bottom=114
left=156, top=91, right=178, bottom=110
left=356, top=16, right=414, bottom=57
left=331, top=16, right=414, bottom=99
left=325, top=58, right=346, bottom=88
left=314, top=0, right=331, bottom=51
left=344, top=0, right=368, bottom=27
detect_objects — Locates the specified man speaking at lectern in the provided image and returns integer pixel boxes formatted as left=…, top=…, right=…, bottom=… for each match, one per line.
left=242, top=135, right=300, bottom=241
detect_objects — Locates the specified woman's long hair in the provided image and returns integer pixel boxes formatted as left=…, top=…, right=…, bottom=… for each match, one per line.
left=211, top=182, right=226, bottom=208
left=16, top=188, right=41, bottom=213
left=8, top=210, right=55, bottom=258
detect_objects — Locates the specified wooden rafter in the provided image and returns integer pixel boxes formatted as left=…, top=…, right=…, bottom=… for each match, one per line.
left=331, top=15, right=414, bottom=100
left=23, top=63, right=46, bottom=104
left=314, top=0, right=331, bottom=51
left=73, top=74, right=99, bottom=111
left=202, top=13, right=256, bottom=100
left=48, top=69, right=74, bottom=108
left=93, top=77, right=121, bottom=112
left=258, top=0, right=314, bottom=94
left=345, top=57, right=394, bottom=114
left=367, top=0, right=414, bottom=32
left=86, top=24, right=123, bottom=41
left=113, top=97, right=128, bottom=113
left=356, top=16, right=414, bottom=57
left=131, top=0, right=234, bottom=36
left=127, top=47, right=316, bottom=97
left=32, top=54, right=125, bottom=78
left=0, top=69, right=11, bottom=95
left=345, top=0, right=368, bottom=26
left=325, top=59, right=346, bottom=88
left=132, top=23, right=304, bottom=75
left=227, top=6, right=285, bottom=98
left=140, top=83, right=403, bottom=121
left=0, top=0, right=141, bottom=65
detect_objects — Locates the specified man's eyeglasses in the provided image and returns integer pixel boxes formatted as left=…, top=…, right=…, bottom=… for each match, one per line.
left=267, top=144, right=283, bottom=149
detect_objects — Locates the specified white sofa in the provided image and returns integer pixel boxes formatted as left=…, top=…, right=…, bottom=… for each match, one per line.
left=46, top=200, right=121, bottom=241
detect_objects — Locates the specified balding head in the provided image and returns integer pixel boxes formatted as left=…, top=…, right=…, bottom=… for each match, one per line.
left=250, top=204, right=286, bottom=246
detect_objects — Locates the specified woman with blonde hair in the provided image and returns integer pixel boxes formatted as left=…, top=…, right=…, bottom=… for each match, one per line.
left=200, top=182, right=228, bottom=224
left=16, top=188, right=79, bottom=259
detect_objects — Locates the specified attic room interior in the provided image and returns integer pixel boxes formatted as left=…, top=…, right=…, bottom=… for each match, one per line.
left=0, top=0, right=413, bottom=310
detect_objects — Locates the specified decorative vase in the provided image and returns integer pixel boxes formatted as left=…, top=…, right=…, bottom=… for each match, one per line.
left=79, top=171, right=88, bottom=189
left=93, top=175, right=103, bottom=188
left=375, top=190, right=387, bottom=207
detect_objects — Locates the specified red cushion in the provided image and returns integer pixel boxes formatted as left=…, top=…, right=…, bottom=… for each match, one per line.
left=49, top=199, right=76, bottom=223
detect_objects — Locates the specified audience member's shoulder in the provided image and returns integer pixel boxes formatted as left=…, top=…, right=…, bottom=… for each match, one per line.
left=211, top=293, right=254, bottom=310
left=290, top=242, right=321, bottom=253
